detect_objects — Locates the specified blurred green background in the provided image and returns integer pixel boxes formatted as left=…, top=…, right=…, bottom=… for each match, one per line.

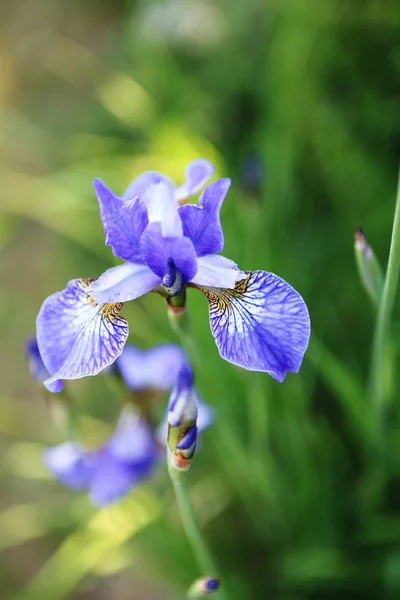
left=1, top=0, right=400, bottom=598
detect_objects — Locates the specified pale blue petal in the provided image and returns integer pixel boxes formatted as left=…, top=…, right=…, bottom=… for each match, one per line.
left=122, top=172, right=175, bottom=202
left=174, top=159, right=215, bottom=201
left=106, top=409, right=156, bottom=463
left=191, top=254, right=245, bottom=288
left=179, top=178, right=230, bottom=256
left=93, top=178, right=148, bottom=263
left=36, top=279, right=129, bottom=389
left=88, top=263, right=161, bottom=304
left=141, top=181, right=182, bottom=237
left=116, top=344, right=185, bottom=391
left=26, top=336, right=63, bottom=392
left=196, top=271, right=310, bottom=381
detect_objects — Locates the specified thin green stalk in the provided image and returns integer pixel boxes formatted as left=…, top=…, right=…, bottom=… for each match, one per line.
left=167, top=461, right=228, bottom=599
left=370, top=166, right=400, bottom=426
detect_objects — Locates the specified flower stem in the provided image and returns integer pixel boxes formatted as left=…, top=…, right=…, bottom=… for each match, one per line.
left=167, top=460, right=227, bottom=599
left=370, top=166, right=400, bottom=430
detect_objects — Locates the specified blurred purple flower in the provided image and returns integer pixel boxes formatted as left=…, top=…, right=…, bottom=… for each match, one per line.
left=36, top=159, right=310, bottom=386
left=25, top=336, right=63, bottom=393
left=115, top=343, right=185, bottom=391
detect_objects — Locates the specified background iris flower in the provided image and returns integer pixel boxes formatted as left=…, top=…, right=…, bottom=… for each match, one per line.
left=36, top=160, right=310, bottom=389
left=43, top=353, right=214, bottom=506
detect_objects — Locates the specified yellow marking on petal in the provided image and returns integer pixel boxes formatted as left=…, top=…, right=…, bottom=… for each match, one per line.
left=79, top=278, right=125, bottom=319
left=192, top=272, right=251, bottom=317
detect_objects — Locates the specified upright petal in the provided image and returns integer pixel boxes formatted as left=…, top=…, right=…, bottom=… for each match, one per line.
left=140, top=222, right=198, bottom=282
left=122, top=171, right=175, bottom=202
left=88, top=262, right=161, bottom=304
left=191, top=254, right=245, bottom=288
left=141, top=181, right=182, bottom=237
left=174, top=159, right=215, bottom=202
left=43, top=443, right=92, bottom=489
left=116, top=344, right=185, bottom=391
left=93, top=179, right=148, bottom=263
left=195, top=271, right=310, bottom=381
left=36, top=279, right=129, bottom=390
left=178, top=178, right=230, bottom=256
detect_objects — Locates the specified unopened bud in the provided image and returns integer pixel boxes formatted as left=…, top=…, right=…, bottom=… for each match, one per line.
left=167, top=364, right=198, bottom=471
left=354, top=227, right=384, bottom=307
left=187, top=577, right=220, bottom=597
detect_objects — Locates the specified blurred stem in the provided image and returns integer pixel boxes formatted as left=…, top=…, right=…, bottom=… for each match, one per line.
left=167, top=461, right=227, bottom=600
left=370, top=166, right=400, bottom=429
left=47, top=387, right=78, bottom=441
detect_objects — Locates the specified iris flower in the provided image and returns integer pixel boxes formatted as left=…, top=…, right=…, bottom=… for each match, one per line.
left=44, top=358, right=213, bottom=506
left=36, top=159, right=310, bottom=390
left=25, top=336, right=63, bottom=393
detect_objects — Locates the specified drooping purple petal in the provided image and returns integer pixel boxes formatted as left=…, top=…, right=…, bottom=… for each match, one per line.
left=36, top=279, right=129, bottom=390
left=195, top=271, right=310, bottom=381
left=179, top=178, right=230, bottom=256
left=191, top=254, right=245, bottom=288
left=116, top=344, right=185, bottom=391
left=122, top=171, right=175, bottom=202
left=174, top=159, right=215, bottom=201
left=25, top=336, right=63, bottom=393
left=141, top=181, right=182, bottom=237
left=93, top=179, right=148, bottom=263
left=43, top=443, right=92, bottom=489
left=88, top=263, right=161, bottom=304
left=140, top=222, right=198, bottom=281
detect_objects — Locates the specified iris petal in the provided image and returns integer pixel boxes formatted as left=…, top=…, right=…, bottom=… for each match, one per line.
left=178, top=178, right=230, bottom=256
left=116, top=344, right=185, bottom=391
left=141, top=181, right=182, bottom=237
left=36, top=279, right=129, bottom=390
left=140, top=222, right=198, bottom=282
left=174, top=159, right=215, bottom=201
left=195, top=271, right=310, bottom=381
left=93, top=179, right=148, bottom=263
left=191, top=254, right=245, bottom=288
left=88, top=262, right=161, bottom=304
left=122, top=171, right=175, bottom=202
left=26, top=336, right=63, bottom=393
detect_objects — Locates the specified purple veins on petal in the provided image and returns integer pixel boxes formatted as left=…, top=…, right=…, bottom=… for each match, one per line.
left=195, top=270, right=310, bottom=381
left=93, top=178, right=148, bottom=263
left=179, top=178, right=230, bottom=256
left=36, top=279, right=129, bottom=390
left=115, top=344, right=186, bottom=391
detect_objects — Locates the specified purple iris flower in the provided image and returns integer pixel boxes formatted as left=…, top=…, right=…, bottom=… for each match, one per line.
left=44, top=363, right=214, bottom=506
left=25, top=336, right=63, bottom=393
left=36, top=159, right=310, bottom=389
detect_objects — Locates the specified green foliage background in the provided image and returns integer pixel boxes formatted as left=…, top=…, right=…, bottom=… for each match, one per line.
left=0, top=0, right=400, bottom=598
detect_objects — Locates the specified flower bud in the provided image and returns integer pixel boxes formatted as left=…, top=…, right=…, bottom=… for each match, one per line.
left=187, top=577, right=220, bottom=597
left=354, top=227, right=384, bottom=307
left=167, top=364, right=198, bottom=471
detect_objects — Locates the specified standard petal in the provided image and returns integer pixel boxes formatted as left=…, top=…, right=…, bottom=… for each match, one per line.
left=88, top=263, right=161, bottom=304
left=36, top=279, right=129, bottom=389
left=174, top=159, right=215, bottom=201
left=116, top=343, right=185, bottom=391
left=178, top=178, right=230, bottom=256
left=122, top=171, right=175, bottom=202
left=43, top=443, right=92, bottom=489
left=191, top=254, right=246, bottom=288
left=140, top=222, right=198, bottom=281
left=195, top=271, right=310, bottom=381
left=141, top=181, right=182, bottom=237
left=93, top=178, right=148, bottom=263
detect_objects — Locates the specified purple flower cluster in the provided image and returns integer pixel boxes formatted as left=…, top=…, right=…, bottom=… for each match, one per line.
left=35, top=159, right=310, bottom=390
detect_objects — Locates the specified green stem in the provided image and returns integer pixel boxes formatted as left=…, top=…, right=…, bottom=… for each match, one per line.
left=370, top=166, right=400, bottom=427
left=167, top=461, right=228, bottom=599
